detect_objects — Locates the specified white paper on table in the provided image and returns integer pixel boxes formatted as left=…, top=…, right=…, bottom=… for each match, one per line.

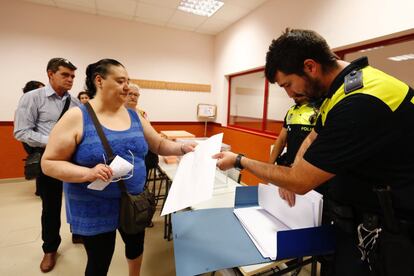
left=87, top=155, right=134, bottom=191
left=259, top=183, right=317, bottom=229
left=234, top=207, right=289, bottom=260
left=161, top=133, right=223, bottom=216
left=233, top=183, right=323, bottom=260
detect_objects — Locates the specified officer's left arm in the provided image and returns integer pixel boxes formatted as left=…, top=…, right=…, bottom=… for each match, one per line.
left=214, top=151, right=334, bottom=194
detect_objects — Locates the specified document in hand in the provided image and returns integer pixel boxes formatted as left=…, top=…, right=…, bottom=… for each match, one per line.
left=233, top=184, right=323, bottom=260
left=161, top=133, right=224, bottom=216
left=87, top=155, right=134, bottom=191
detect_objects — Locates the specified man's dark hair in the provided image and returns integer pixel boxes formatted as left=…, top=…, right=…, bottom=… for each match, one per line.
left=85, top=59, right=124, bottom=97
left=22, top=81, right=45, bottom=93
left=46, top=57, right=77, bottom=73
left=265, top=28, right=338, bottom=83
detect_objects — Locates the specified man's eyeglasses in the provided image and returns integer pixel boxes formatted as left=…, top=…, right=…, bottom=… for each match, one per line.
left=127, top=93, right=140, bottom=98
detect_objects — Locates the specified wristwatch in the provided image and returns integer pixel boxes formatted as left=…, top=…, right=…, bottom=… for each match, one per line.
left=234, top=154, right=245, bottom=170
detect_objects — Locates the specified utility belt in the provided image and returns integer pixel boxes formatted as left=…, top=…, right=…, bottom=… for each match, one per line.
left=324, top=185, right=414, bottom=276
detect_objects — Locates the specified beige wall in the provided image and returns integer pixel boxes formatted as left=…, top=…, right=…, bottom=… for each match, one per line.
left=1, top=0, right=413, bottom=123
left=213, top=0, right=414, bottom=124
left=0, top=0, right=214, bottom=121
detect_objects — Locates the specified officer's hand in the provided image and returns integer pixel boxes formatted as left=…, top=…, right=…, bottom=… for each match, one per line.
left=85, top=164, right=113, bottom=182
left=278, top=187, right=296, bottom=207
left=212, top=151, right=238, bottom=171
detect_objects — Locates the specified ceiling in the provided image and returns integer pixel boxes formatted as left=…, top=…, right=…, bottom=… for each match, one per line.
left=23, top=0, right=268, bottom=35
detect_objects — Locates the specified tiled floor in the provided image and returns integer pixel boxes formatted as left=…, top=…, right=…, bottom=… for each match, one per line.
left=0, top=179, right=175, bottom=276
left=0, top=179, right=314, bottom=276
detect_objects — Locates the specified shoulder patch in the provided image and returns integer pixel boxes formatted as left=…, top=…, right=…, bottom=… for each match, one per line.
left=344, top=70, right=363, bottom=94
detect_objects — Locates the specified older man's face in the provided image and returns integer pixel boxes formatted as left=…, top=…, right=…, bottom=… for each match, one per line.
left=48, top=66, right=75, bottom=94
left=126, top=88, right=139, bottom=108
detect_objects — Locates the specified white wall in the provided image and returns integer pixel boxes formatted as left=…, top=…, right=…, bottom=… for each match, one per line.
left=213, top=0, right=414, bottom=125
left=0, top=0, right=214, bottom=121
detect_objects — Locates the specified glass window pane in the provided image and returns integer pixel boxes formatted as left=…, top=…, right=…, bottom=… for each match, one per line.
left=229, top=71, right=266, bottom=131
left=344, top=39, right=414, bottom=87
left=265, top=83, right=292, bottom=132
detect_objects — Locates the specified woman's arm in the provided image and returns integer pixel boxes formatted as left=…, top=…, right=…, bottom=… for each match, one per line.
left=41, top=107, right=112, bottom=183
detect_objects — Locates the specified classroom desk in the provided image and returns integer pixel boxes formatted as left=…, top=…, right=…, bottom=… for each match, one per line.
left=159, top=130, right=195, bottom=140
left=158, top=157, right=317, bottom=276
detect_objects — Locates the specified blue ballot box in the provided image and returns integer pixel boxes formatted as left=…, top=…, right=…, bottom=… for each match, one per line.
left=172, top=186, right=335, bottom=276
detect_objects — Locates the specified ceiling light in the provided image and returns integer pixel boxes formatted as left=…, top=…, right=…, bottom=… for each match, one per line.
left=388, top=53, right=414, bottom=61
left=178, top=0, right=224, bottom=17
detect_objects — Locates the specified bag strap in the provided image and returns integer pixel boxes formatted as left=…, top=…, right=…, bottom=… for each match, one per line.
left=84, top=102, right=128, bottom=193
left=58, top=96, right=71, bottom=121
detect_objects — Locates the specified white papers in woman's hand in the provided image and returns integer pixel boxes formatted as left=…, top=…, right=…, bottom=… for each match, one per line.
left=161, top=133, right=223, bottom=216
left=87, top=155, right=134, bottom=191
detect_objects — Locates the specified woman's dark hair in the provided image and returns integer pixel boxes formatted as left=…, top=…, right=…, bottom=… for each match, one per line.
left=265, top=28, right=338, bottom=83
left=85, top=59, right=124, bottom=96
left=22, top=81, right=45, bottom=93
left=77, top=91, right=91, bottom=100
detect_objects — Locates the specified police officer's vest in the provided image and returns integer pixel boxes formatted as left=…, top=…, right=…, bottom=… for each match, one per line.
left=318, top=59, right=414, bottom=215
left=319, top=66, right=409, bottom=126
left=283, top=103, right=319, bottom=165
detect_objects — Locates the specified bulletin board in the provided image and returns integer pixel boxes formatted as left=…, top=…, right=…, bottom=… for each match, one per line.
left=197, top=104, right=217, bottom=119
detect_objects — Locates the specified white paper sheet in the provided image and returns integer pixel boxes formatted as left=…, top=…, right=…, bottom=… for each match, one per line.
left=87, top=155, right=134, bottom=191
left=161, top=133, right=223, bottom=216
left=259, top=184, right=317, bottom=229
left=234, top=207, right=289, bottom=260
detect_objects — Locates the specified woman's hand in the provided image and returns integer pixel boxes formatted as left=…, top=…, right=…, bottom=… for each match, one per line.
left=84, top=164, right=113, bottom=182
left=180, top=142, right=198, bottom=155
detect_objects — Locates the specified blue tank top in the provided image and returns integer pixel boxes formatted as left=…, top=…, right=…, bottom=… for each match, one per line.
left=64, top=105, right=148, bottom=235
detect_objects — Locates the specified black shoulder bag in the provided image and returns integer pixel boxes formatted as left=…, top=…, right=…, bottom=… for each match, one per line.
left=85, top=102, right=156, bottom=234
left=24, top=97, right=71, bottom=180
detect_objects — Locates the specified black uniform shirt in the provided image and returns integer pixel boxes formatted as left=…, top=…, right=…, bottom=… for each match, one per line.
left=304, top=58, right=414, bottom=214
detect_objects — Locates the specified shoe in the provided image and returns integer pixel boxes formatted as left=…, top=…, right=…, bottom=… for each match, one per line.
left=40, top=252, right=57, bottom=273
left=72, top=235, right=83, bottom=244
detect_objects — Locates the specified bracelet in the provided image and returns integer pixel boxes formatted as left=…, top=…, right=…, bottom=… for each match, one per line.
left=234, top=154, right=245, bottom=170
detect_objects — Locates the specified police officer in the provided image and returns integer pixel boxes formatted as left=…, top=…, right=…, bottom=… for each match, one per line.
left=270, top=99, right=319, bottom=166
left=269, top=96, right=320, bottom=206
left=214, top=29, right=414, bottom=276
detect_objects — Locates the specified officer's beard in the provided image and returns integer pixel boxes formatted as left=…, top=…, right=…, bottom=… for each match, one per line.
left=303, top=74, right=328, bottom=101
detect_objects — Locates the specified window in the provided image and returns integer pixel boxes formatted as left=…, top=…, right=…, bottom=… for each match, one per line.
left=227, top=68, right=291, bottom=136
left=336, top=32, right=414, bottom=88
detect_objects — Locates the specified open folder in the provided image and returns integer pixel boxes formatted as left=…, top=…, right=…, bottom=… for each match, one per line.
left=172, top=186, right=334, bottom=276
left=234, top=184, right=323, bottom=260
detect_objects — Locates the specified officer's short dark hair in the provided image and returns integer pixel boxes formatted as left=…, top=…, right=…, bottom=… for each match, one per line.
left=265, top=28, right=338, bottom=83
left=46, top=58, right=77, bottom=73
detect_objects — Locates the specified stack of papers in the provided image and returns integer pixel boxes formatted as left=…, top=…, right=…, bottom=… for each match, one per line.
left=233, top=184, right=323, bottom=260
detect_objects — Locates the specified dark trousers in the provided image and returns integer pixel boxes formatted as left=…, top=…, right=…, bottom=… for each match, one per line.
left=319, top=227, right=371, bottom=276
left=38, top=172, right=62, bottom=253
left=81, top=230, right=145, bottom=276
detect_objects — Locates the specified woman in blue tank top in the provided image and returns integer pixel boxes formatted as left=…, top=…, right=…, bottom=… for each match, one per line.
left=41, top=59, right=195, bottom=276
